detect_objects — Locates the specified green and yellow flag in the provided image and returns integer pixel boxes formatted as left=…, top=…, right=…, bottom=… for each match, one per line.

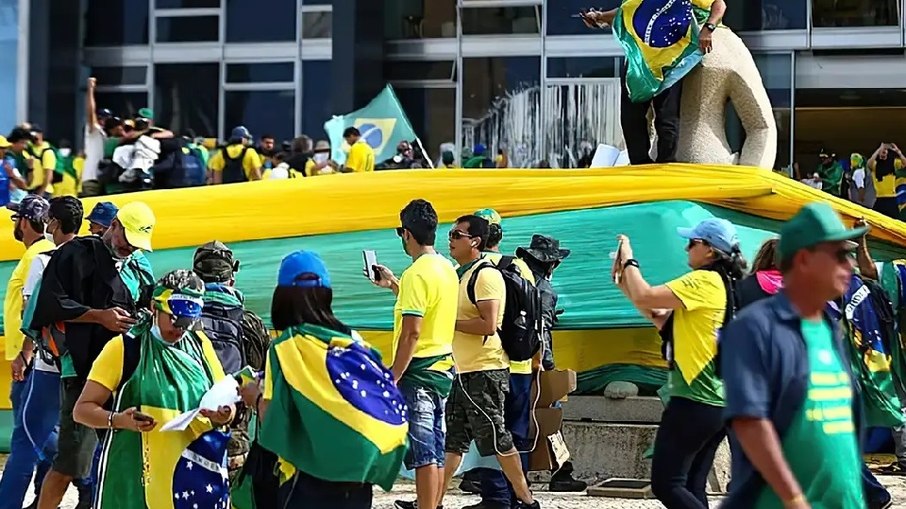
left=612, top=0, right=704, bottom=103
left=259, top=324, right=408, bottom=491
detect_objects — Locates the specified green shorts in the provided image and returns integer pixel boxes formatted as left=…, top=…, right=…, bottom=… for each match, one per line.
left=444, top=369, right=513, bottom=457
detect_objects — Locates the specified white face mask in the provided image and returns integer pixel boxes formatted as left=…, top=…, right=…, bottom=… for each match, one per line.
left=43, top=223, right=54, bottom=244
left=58, top=148, right=71, bottom=158
left=313, top=152, right=328, bottom=164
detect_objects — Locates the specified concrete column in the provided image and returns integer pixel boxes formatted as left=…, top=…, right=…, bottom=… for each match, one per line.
left=331, top=0, right=386, bottom=114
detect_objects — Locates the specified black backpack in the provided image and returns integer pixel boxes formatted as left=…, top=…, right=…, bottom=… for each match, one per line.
left=467, top=257, right=542, bottom=362
left=222, top=147, right=249, bottom=184
left=240, top=310, right=270, bottom=371
left=199, top=302, right=246, bottom=374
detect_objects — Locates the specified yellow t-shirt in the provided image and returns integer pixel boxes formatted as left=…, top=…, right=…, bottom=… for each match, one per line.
left=345, top=140, right=375, bottom=173
left=453, top=261, right=508, bottom=373
left=28, top=142, right=56, bottom=192
left=208, top=144, right=262, bottom=180
left=88, top=332, right=226, bottom=391
left=663, top=269, right=726, bottom=405
left=304, top=159, right=335, bottom=177
left=870, top=158, right=904, bottom=197
left=482, top=252, right=536, bottom=374
left=4, top=239, right=54, bottom=360
left=391, top=253, right=458, bottom=370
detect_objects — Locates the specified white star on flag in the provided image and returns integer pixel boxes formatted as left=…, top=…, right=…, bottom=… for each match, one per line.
left=206, top=484, right=214, bottom=494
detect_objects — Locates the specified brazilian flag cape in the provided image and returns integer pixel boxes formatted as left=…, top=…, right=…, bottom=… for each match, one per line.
left=612, top=0, right=703, bottom=103
left=259, top=324, right=408, bottom=491
left=95, top=325, right=231, bottom=509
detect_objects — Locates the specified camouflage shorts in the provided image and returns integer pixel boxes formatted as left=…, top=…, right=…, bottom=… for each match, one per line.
left=444, top=368, right=513, bottom=456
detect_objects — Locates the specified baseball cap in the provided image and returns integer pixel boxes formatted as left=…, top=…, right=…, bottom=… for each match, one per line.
left=152, top=269, right=205, bottom=331
left=277, top=250, right=331, bottom=289
left=117, top=201, right=155, bottom=252
left=230, top=126, right=252, bottom=142
left=138, top=108, right=154, bottom=121
left=818, top=148, right=833, bottom=158
left=0, top=136, right=12, bottom=149
left=97, top=108, right=113, bottom=119
left=87, top=202, right=118, bottom=228
left=474, top=208, right=501, bottom=226
left=194, top=241, right=239, bottom=282
left=777, top=202, right=867, bottom=263
left=8, top=195, right=50, bottom=222
left=677, top=218, right=740, bottom=255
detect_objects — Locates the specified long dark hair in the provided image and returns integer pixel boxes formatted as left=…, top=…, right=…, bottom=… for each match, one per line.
left=703, top=244, right=748, bottom=323
left=270, top=275, right=351, bottom=334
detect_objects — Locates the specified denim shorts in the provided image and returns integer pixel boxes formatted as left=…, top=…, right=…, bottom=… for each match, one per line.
left=399, top=383, right=446, bottom=470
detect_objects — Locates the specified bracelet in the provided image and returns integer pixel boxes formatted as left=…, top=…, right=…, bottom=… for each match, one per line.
left=784, top=494, right=805, bottom=507
left=107, top=411, right=115, bottom=429
left=623, top=258, right=640, bottom=270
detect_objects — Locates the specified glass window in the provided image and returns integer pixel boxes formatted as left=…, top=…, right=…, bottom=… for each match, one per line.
left=547, top=0, right=620, bottom=35
left=385, top=0, right=456, bottom=39
left=547, top=57, right=621, bottom=78
left=301, top=60, right=332, bottom=139
left=0, top=0, right=17, bottom=130
left=226, top=0, right=296, bottom=42
left=396, top=88, right=455, bottom=163
left=155, top=0, right=220, bottom=8
left=543, top=83, right=622, bottom=168
left=226, top=63, right=295, bottom=83
left=155, top=16, right=219, bottom=43
left=154, top=63, right=219, bottom=137
left=732, top=0, right=807, bottom=30
left=301, top=0, right=332, bottom=4
left=462, top=57, right=541, bottom=167
left=302, top=11, right=332, bottom=39
left=385, top=61, right=456, bottom=81
left=93, top=92, right=148, bottom=120
left=224, top=91, right=295, bottom=145
left=90, top=66, right=147, bottom=86
left=86, top=0, right=150, bottom=46
left=461, top=6, right=541, bottom=35
left=812, top=0, right=899, bottom=27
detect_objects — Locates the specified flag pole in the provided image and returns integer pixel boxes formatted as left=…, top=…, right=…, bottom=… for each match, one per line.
left=414, top=137, right=435, bottom=169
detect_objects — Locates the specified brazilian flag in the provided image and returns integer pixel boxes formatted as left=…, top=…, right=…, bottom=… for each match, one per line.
left=612, top=0, right=703, bottom=103
left=259, top=324, right=408, bottom=491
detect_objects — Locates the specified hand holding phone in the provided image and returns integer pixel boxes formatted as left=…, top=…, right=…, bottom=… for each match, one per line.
left=362, top=250, right=379, bottom=281
left=611, top=237, right=625, bottom=284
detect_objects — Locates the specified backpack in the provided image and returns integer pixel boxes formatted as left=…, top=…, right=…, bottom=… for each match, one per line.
left=466, top=257, right=541, bottom=362
left=240, top=310, right=270, bottom=371
left=222, top=147, right=249, bottom=184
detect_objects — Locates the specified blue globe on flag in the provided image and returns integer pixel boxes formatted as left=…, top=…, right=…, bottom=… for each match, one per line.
left=632, top=0, right=693, bottom=49
left=358, top=123, right=384, bottom=149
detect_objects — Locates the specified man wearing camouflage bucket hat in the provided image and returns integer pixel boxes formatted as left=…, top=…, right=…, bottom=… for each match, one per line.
left=74, top=269, right=236, bottom=509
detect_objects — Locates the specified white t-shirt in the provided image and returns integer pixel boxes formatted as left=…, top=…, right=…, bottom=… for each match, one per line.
left=852, top=168, right=866, bottom=189
left=23, top=251, right=59, bottom=373
left=82, top=123, right=107, bottom=182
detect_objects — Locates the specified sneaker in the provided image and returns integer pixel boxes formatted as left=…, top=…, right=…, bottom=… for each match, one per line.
left=514, top=500, right=541, bottom=509
left=393, top=501, right=444, bottom=509
left=548, top=477, right=587, bottom=492
left=459, top=478, right=482, bottom=494
left=462, top=502, right=508, bottom=509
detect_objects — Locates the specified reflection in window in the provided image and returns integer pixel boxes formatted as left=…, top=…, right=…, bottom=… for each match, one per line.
left=226, top=63, right=295, bottom=83
left=226, top=0, right=296, bottom=42
left=0, top=0, right=17, bottom=130
left=547, top=57, right=621, bottom=79
left=302, top=11, right=332, bottom=39
left=385, top=0, right=456, bottom=39
left=463, top=57, right=541, bottom=167
left=225, top=91, right=295, bottom=144
left=546, top=0, right=620, bottom=35
left=86, top=0, right=150, bottom=46
left=156, top=16, right=219, bottom=43
left=301, top=61, right=332, bottom=139
left=91, top=67, right=147, bottom=86
left=154, top=63, right=219, bottom=137
left=812, top=0, right=899, bottom=27
left=544, top=83, right=622, bottom=168
left=385, top=61, right=456, bottom=81
left=93, top=92, right=148, bottom=120
left=395, top=88, right=455, bottom=162
left=155, top=0, right=220, bottom=8
left=734, top=0, right=807, bottom=30
left=461, top=6, right=541, bottom=35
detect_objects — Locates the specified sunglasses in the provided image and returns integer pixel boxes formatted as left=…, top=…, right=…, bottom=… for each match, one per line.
left=449, top=229, right=475, bottom=241
left=395, top=227, right=405, bottom=237
left=686, top=238, right=710, bottom=250
left=815, top=245, right=857, bottom=264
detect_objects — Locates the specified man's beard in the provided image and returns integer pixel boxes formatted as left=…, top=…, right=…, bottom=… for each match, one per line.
left=13, top=223, right=23, bottom=242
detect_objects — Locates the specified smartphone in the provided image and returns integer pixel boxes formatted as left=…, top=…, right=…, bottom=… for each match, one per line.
left=362, top=250, right=379, bottom=281
left=133, top=410, right=154, bottom=423
left=612, top=238, right=625, bottom=285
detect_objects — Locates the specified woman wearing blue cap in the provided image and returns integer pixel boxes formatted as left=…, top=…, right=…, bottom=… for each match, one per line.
left=612, top=218, right=747, bottom=509
left=238, top=250, right=408, bottom=508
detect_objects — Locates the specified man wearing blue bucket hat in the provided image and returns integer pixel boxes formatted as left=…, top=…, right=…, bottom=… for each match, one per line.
left=85, top=202, right=118, bottom=236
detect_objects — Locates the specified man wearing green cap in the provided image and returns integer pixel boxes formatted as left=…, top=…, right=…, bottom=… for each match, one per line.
left=720, top=202, right=866, bottom=508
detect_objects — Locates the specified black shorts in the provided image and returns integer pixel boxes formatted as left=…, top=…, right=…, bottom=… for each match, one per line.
left=444, top=369, right=514, bottom=457
left=55, top=377, right=98, bottom=478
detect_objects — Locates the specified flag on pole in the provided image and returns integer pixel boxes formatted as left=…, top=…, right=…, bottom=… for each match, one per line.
left=612, top=0, right=703, bottom=103
left=323, top=84, right=419, bottom=166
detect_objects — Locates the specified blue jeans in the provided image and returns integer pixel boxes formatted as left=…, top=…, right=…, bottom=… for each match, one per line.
left=862, top=455, right=892, bottom=509
left=0, top=370, right=61, bottom=509
left=399, top=383, right=446, bottom=470
left=478, top=373, right=533, bottom=507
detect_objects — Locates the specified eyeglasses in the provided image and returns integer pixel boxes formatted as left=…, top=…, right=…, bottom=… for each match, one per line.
left=449, top=229, right=475, bottom=241
left=687, top=238, right=709, bottom=250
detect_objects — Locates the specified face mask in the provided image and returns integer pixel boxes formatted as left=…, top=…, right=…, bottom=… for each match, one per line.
left=314, top=152, right=328, bottom=164
left=59, top=148, right=71, bottom=158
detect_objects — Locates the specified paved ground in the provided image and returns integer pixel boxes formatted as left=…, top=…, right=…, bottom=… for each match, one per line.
left=7, top=463, right=905, bottom=508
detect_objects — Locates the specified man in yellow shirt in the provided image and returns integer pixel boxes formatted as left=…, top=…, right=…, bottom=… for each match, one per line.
left=340, top=127, right=375, bottom=173
left=371, top=199, right=458, bottom=509
left=208, top=126, right=262, bottom=184
left=26, top=125, right=55, bottom=197
left=439, top=214, right=539, bottom=509
left=867, top=142, right=906, bottom=219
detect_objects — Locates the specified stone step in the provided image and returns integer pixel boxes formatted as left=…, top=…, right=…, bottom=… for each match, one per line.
left=561, top=395, right=664, bottom=423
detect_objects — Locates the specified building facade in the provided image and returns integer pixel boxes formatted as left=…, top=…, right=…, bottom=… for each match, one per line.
left=8, top=0, right=906, bottom=169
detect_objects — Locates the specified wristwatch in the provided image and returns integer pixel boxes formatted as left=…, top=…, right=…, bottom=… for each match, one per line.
left=704, top=22, right=717, bottom=31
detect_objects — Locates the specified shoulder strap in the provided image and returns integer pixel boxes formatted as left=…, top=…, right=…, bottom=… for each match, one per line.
left=120, top=335, right=141, bottom=390
left=497, top=255, right=514, bottom=271
left=466, top=262, right=495, bottom=305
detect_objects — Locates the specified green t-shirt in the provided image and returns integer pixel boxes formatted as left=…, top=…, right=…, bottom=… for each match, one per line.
left=755, top=319, right=863, bottom=508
